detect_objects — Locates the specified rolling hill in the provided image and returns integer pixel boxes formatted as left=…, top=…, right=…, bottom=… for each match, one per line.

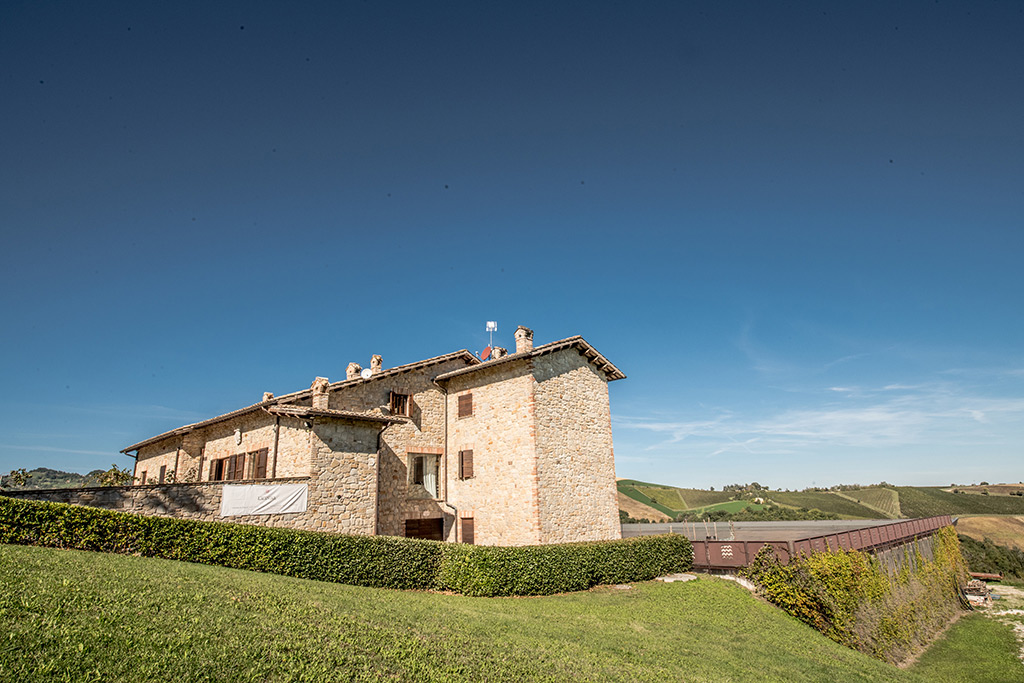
left=617, top=481, right=1024, bottom=521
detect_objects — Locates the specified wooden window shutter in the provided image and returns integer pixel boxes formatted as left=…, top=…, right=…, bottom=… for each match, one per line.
left=462, top=518, right=475, bottom=545
left=140, top=471, right=147, bottom=485
left=459, top=450, right=473, bottom=479
left=235, top=454, right=246, bottom=480
left=159, top=465, right=166, bottom=484
left=458, top=393, right=473, bottom=418
left=209, top=460, right=216, bottom=481
left=254, top=448, right=268, bottom=479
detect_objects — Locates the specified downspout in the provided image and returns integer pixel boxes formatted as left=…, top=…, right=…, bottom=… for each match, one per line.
left=173, top=440, right=181, bottom=482
left=271, top=415, right=281, bottom=479
left=375, top=422, right=393, bottom=536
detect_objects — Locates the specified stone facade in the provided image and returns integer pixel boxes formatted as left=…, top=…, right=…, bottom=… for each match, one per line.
left=9, top=331, right=625, bottom=546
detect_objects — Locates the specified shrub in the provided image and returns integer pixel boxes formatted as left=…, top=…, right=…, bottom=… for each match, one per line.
left=0, top=497, right=691, bottom=596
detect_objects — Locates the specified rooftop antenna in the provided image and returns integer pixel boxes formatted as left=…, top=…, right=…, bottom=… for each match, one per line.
left=481, top=321, right=497, bottom=360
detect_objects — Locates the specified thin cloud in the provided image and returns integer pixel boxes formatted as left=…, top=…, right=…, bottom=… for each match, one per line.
left=0, top=444, right=117, bottom=457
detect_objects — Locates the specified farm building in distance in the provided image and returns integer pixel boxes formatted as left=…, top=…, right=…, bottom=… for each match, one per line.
left=10, top=327, right=625, bottom=546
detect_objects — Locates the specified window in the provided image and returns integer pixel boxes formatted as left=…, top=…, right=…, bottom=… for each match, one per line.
left=139, top=471, right=147, bottom=485
left=389, top=391, right=411, bottom=417
left=159, top=465, right=166, bottom=484
left=209, top=453, right=247, bottom=482
left=458, top=393, right=473, bottom=418
left=404, top=517, right=444, bottom=540
left=462, top=517, right=475, bottom=545
left=409, top=454, right=439, bottom=497
left=458, top=449, right=474, bottom=480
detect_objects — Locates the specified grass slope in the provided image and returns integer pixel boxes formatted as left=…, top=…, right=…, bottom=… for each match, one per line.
left=911, top=613, right=1024, bottom=682
left=1, top=544, right=932, bottom=683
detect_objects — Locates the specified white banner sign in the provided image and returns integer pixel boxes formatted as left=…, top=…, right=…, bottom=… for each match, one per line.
left=220, top=483, right=308, bottom=517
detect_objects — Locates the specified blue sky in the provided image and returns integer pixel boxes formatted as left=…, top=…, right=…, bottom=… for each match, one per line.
left=1, top=1, right=1021, bottom=489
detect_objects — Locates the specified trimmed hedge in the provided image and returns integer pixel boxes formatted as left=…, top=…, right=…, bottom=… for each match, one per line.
left=0, top=496, right=691, bottom=596
left=437, top=534, right=693, bottom=596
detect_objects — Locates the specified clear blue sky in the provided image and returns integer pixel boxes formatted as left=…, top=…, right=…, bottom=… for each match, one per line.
left=2, top=1, right=1022, bottom=489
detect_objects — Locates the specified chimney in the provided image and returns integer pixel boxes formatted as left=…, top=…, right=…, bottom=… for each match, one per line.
left=370, top=354, right=383, bottom=375
left=346, top=362, right=362, bottom=381
left=262, top=391, right=274, bottom=402
left=514, top=326, right=534, bottom=354
left=491, top=346, right=507, bottom=360
left=311, top=377, right=329, bottom=410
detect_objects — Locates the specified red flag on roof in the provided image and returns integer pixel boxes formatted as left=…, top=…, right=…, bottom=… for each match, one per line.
left=481, top=346, right=491, bottom=360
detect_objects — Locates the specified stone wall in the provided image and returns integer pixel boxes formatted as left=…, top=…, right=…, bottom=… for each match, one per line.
left=12, top=418, right=385, bottom=535
left=533, top=349, right=621, bottom=543
left=445, top=360, right=542, bottom=546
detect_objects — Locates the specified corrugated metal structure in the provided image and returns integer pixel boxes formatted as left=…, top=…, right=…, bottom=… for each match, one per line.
left=622, top=516, right=953, bottom=571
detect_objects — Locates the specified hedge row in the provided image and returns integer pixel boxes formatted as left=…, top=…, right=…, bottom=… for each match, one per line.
left=0, top=496, right=692, bottom=596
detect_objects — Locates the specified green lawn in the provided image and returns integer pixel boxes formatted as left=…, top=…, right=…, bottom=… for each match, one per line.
left=912, top=612, right=1024, bottom=682
left=0, top=544, right=962, bottom=683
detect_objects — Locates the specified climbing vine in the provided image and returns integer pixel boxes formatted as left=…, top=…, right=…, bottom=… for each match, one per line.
left=742, top=526, right=968, bottom=663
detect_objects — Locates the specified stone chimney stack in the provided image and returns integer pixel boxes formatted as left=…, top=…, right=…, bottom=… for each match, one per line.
left=311, top=377, right=329, bottom=410
left=491, top=347, right=507, bottom=360
left=370, top=354, right=383, bottom=375
left=514, top=326, right=534, bottom=354
left=346, top=362, right=362, bottom=381
left=262, top=391, right=274, bottom=402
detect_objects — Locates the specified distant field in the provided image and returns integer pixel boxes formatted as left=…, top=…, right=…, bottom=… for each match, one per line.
left=1, top=544, right=927, bottom=683
left=955, top=516, right=1024, bottom=550
left=844, top=488, right=901, bottom=518
left=616, top=491, right=671, bottom=522
left=947, top=484, right=1024, bottom=496
left=896, top=487, right=1024, bottom=518
left=616, top=481, right=678, bottom=516
left=673, top=488, right=736, bottom=508
left=630, top=484, right=689, bottom=511
left=692, top=500, right=766, bottom=515
left=768, top=491, right=881, bottom=519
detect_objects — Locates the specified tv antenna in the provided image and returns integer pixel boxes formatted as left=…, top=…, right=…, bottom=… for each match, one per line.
left=486, top=321, right=497, bottom=347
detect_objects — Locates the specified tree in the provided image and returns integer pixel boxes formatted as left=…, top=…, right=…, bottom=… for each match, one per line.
left=96, top=464, right=134, bottom=487
left=0, top=468, right=30, bottom=488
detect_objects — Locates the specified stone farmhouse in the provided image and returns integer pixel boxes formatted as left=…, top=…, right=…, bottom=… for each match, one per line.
left=113, top=326, right=624, bottom=546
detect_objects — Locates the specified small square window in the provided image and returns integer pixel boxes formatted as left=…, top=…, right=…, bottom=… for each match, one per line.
left=389, top=391, right=411, bottom=417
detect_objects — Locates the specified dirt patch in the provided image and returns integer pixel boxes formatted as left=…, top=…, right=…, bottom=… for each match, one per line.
left=618, top=491, right=671, bottom=522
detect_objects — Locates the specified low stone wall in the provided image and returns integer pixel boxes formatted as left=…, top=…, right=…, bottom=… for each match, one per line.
left=0, top=478, right=350, bottom=532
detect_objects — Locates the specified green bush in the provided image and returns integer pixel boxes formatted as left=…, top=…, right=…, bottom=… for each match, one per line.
left=957, top=534, right=1024, bottom=579
left=437, top=533, right=692, bottom=596
left=0, top=496, right=692, bottom=596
